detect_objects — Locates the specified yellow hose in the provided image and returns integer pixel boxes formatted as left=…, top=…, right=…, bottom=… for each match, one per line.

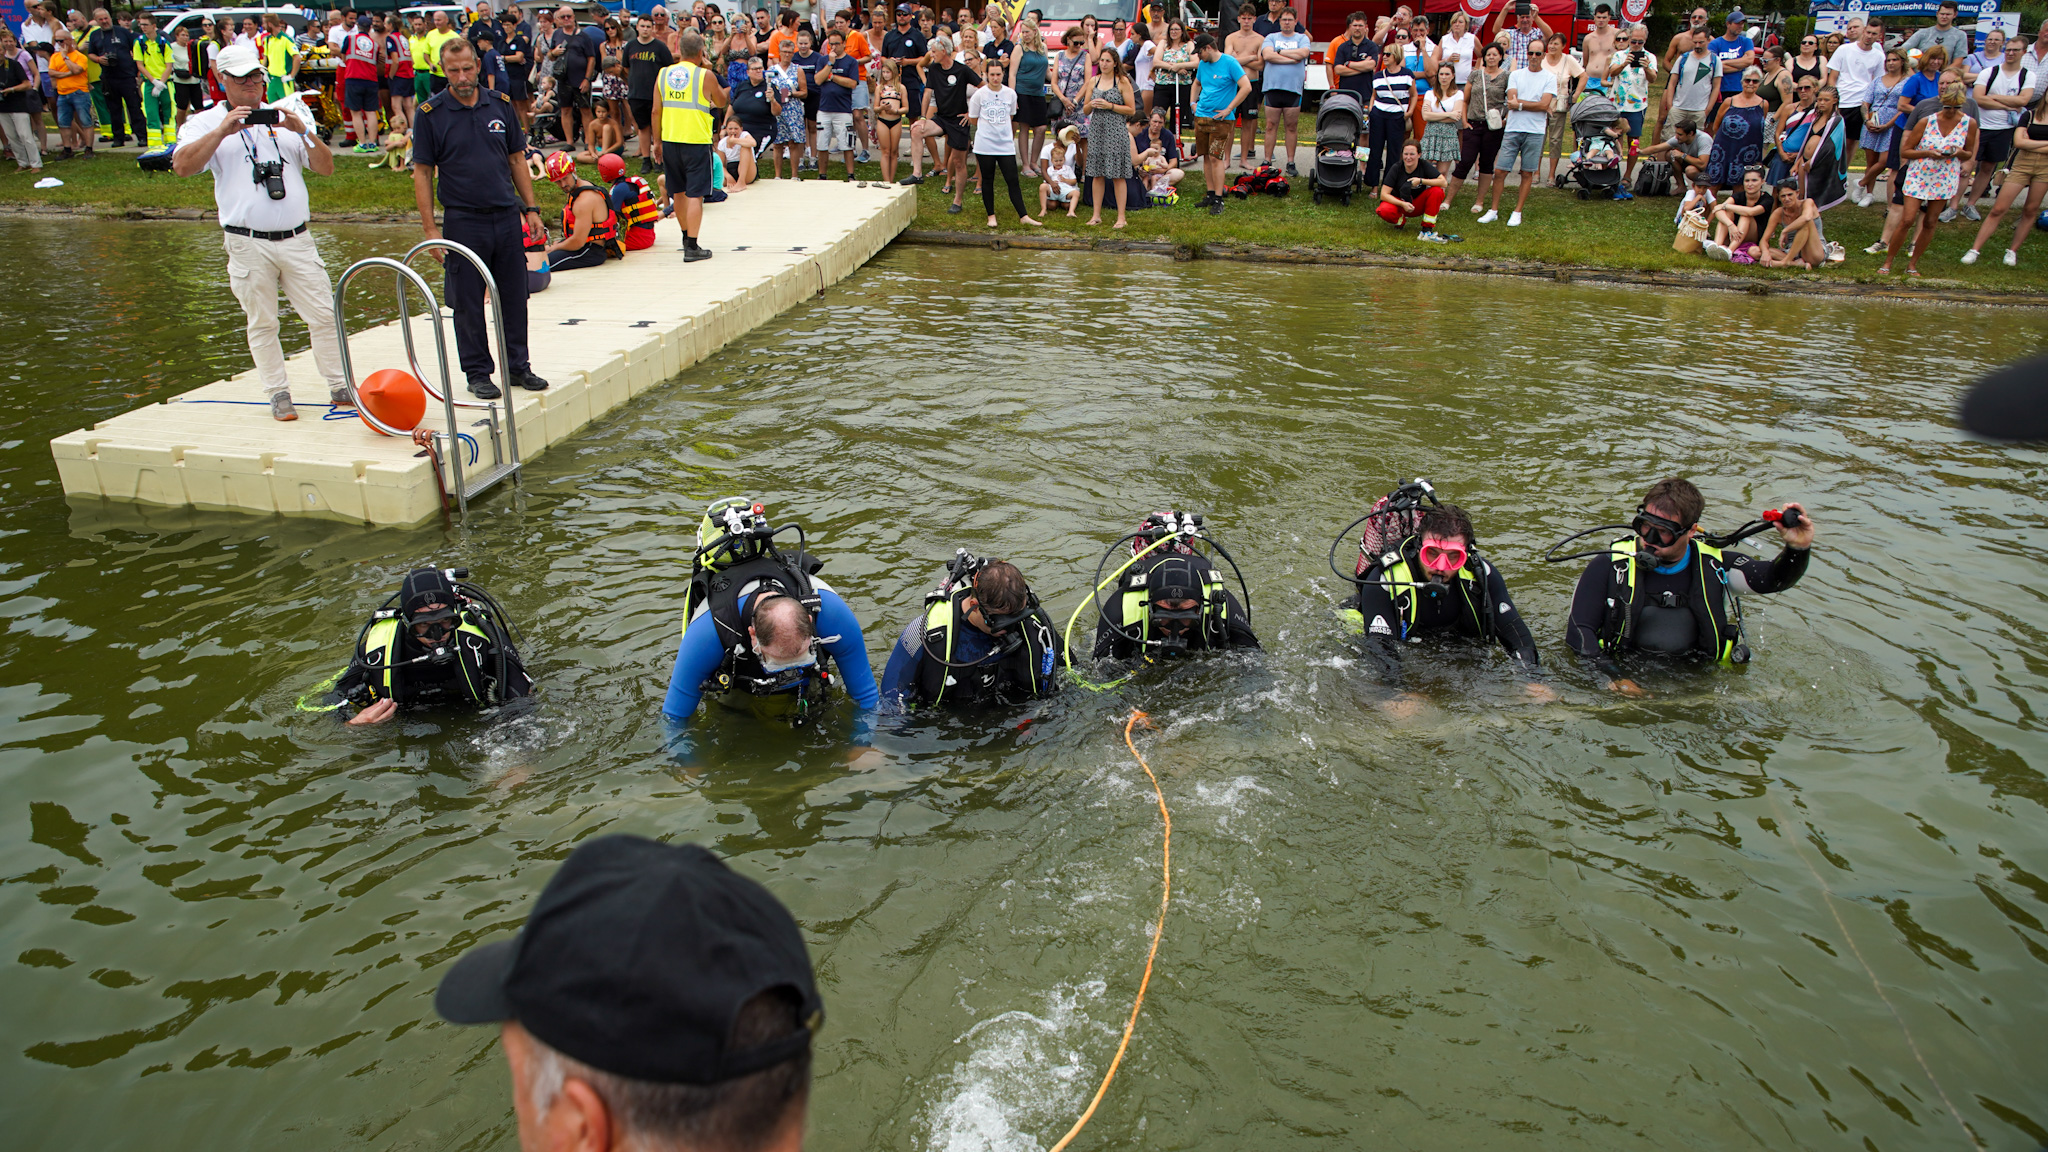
left=1047, top=709, right=1171, bottom=1152
left=1061, top=534, right=1179, bottom=689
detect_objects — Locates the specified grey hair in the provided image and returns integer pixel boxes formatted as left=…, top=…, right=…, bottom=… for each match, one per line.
left=1742, top=64, right=1762, bottom=80
left=1628, top=22, right=1647, bottom=34
left=930, top=32, right=953, bottom=53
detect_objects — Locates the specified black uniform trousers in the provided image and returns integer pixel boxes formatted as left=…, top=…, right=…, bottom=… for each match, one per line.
left=1365, top=107, right=1407, bottom=191
left=441, top=207, right=531, bottom=382
left=104, top=74, right=145, bottom=146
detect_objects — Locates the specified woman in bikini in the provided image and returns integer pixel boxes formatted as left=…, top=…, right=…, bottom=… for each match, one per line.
left=874, top=58, right=909, bottom=184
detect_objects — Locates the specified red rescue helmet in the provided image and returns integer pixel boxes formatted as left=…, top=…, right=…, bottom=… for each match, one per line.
left=541, top=151, right=577, bottom=182
left=596, top=152, right=626, bottom=181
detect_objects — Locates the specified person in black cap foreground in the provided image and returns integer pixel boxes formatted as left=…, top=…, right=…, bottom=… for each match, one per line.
left=436, top=835, right=819, bottom=1152
left=304, top=567, right=534, bottom=725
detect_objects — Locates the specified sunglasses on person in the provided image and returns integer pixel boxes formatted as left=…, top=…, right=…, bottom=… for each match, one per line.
left=1632, top=507, right=1690, bottom=549
left=1419, top=541, right=1468, bottom=571
left=1797, top=83, right=1814, bottom=91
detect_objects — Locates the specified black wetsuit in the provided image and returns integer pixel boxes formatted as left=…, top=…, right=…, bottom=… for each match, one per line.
left=1092, top=553, right=1260, bottom=660
left=1566, top=541, right=1809, bottom=678
left=1338, top=552, right=1540, bottom=682
left=330, top=620, right=534, bottom=719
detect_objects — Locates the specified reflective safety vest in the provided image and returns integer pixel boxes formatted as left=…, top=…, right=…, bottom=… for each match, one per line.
left=1115, top=554, right=1232, bottom=650
left=1597, top=537, right=1743, bottom=664
left=914, top=582, right=1061, bottom=707
left=613, top=175, right=660, bottom=229
left=563, top=182, right=621, bottom=255
left=658, top=60, right=714, bottom=144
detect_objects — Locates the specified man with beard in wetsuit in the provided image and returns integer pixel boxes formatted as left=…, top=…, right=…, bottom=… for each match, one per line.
left=318, top=567, right=534, bottom=724
left=1566, top=476, right=1815, bottom=696
left=1338, top=503, right=1553, bottom=703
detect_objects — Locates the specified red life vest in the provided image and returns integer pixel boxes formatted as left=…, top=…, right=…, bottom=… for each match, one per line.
left=613, top=175, right=659, bottom=232
left=563, top=183, right=621, bottom=256
left=386, top=33, right=414, bottom=78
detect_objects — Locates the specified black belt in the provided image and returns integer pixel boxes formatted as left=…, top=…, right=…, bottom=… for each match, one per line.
left=223, top=222, right=308, bottom=241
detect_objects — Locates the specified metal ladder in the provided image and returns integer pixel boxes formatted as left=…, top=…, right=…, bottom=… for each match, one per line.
left=332, top=239, right=523, bottom=522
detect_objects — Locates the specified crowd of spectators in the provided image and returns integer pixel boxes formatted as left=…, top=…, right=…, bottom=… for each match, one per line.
left=8, top=0, right=2046, bottom=270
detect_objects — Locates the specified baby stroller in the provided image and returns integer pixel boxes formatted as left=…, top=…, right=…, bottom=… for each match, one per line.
left=1313, top=90, right=1364, bottom=206
left=1557, top=93, right=1625, bottom=199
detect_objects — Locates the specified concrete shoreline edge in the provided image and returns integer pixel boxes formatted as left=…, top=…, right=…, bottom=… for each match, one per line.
left=892, top=228, right=2048, bottom=309
left=13, top=202, right=2038, bottom=308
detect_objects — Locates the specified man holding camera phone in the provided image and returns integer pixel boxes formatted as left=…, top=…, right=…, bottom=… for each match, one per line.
left=174, top=44, right=349, bottom=423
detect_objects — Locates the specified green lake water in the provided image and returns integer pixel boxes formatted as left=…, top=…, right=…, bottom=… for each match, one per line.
left=3, top=218, right=2047, bottom=1150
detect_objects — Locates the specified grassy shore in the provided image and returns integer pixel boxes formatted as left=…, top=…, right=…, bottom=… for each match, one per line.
left=5, top=144, right=2045, bottom=297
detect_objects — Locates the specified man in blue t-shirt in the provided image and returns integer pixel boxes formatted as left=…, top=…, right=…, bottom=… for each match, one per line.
left=1258, top=6, right=1313, bottom=174
left=1191, top=33, right=1249, bottom=212
left=1707, top=9, right=1756, bottom=99
left=1331, top=14, right=1381, bottom=102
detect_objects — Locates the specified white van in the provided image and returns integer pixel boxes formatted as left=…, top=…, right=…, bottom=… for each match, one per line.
left=149, top=7, right=311, bottom=42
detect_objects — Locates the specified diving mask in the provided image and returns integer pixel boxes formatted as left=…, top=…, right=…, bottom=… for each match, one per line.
left=1631, top=506, right=1689, bottom=549
left=758, top=651, right=818, bottom=676
left=1419, top=541, right=1467, bottom=575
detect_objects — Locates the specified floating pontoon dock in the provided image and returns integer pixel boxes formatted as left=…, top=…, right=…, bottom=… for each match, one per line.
left=50, top=181, right=915, bottom=527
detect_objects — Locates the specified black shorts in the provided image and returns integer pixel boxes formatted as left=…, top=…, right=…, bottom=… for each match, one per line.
left=549, top=242, right=610, bottom=270
left=173, top=81, right=206, bottom=111
left=663, top=139, right=713, bottom=199
left=1017, top=92, right=1048, bottom=127
left=507, top=75, right=529, bottom=101
left=1263, top=87, right=1299, bottom=109
left=1241, top=81, right=1261, bottom=120
left=803, top=93, right=822, bottom=121
left=564, top=85, right=591, bottom=108
left=629, top=97, right=654, bottom=128
left=1841, top=103, right=1863, bottom=142
left=344, top=77, right=380, bottom=111
left=939, top=117, right=971, bottom=150
left=1978, top=126, right=2014, bottom=164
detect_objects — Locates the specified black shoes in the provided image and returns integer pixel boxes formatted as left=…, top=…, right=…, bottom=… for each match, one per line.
left=467, top=375, right=502, bottom=400
left=639, top=156, right=653, bottom=175
left=683, top=245, right=713, bottom=262
left=513, top=368, right=550, bottom=391
left=899, top=174, right=924, bottom=185
left=1207, top=193, right=1223, bottom=215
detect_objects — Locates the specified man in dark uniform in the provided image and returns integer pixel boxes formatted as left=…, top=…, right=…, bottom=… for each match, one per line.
left=411, top=35, right=550, bottom=400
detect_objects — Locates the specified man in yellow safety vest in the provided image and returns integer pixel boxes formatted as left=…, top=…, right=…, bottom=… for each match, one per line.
left=655, top=29, right=728, bottom=261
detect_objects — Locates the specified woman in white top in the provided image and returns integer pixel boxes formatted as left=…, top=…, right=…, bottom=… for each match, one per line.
left=715, top=116, right=758, bottom=192
left=1133, top=25, right=1157, bottom=119
left=968, top=64, right=1043, bottom=227
left=1421, top=62, right=1467, bottom=207
left=1438, top=11, right=1479, bottom=86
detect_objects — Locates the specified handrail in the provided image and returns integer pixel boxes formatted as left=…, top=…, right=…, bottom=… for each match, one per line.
left=402, top=238, right=522, bottom=486
left=333, top=255, right=472, bottom=512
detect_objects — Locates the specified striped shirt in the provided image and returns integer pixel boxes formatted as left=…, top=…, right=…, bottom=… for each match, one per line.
left=1370, top=65, right=1415, bottom=114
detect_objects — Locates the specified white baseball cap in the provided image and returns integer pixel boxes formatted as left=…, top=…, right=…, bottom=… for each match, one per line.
left=216, top=42, right=262, bottom=77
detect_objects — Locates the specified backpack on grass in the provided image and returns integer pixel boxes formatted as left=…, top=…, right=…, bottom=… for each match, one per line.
left=1634, top=160, right=1673, bottom=196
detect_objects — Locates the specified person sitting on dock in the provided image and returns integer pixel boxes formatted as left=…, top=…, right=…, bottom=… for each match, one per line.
left=539, top=149, right=622, bottom=269
left=597, top=151, right=661, bottom=249
left=305, top=567, right=534, bottom=725
left=170, top=42, right=349, bottom=423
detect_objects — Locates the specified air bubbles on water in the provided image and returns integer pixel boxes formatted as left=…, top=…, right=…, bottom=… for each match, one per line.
left=920, top=981, right=1112, bottom=1152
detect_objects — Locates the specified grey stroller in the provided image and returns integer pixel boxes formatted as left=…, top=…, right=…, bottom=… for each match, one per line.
left=1557, top=93, right=1625, bottom=199
left=1313, top=91, right=1364, bottom=205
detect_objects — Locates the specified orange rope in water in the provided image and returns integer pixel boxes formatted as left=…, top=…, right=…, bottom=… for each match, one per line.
left=1047, top=709, right=1171, bottom=1152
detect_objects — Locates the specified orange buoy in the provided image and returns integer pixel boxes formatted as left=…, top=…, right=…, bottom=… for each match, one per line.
left=357, top=369, right=426, bottom=435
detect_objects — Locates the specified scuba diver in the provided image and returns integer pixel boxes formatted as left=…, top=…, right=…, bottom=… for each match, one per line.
left=311, top=567, right=533, bottom=725
left=661, top=498, right=879, bottom=740
left=880, top=550, right=1063, bottom=709
left=1081, top=512, right=1259, bottom=662
left=1331, top=483, right=1548, bottom=698
left=1557, top=477, right=1816, bottom=696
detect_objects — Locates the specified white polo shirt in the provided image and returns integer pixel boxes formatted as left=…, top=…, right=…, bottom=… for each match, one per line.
left=183, top=100, right=319, bottom=231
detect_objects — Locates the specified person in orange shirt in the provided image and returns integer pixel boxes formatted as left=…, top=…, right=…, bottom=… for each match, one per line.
left=765, top=8, right=800, bottom=60
left=48, top=30, right=95, bottom=157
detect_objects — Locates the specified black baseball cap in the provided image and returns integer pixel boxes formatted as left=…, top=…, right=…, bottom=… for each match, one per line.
left=435, top=835, right=823, bottom=1085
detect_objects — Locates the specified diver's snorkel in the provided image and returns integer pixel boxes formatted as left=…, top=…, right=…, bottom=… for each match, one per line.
left=1541, top=506, right=1808, bottom=564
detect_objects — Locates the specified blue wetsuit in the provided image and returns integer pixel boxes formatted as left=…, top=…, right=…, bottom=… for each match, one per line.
left=662, top=587, right=880, bottom=737
left=878, top=613, right=1002, bottom=707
